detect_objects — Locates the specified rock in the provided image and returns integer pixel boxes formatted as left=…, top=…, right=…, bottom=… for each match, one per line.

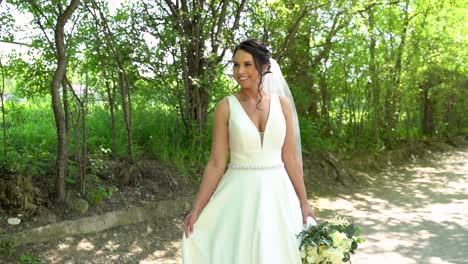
left=452, top=135, right=468, bottom=147
left=65, top=190, right=78, bottom=207
left=66, top=190, right=89, bottom=215
left=7, top=217, right=21, bottom=225
left=72, top=198, right=89, bottom=215
left=35, top=209, right=58, bottom=226
left=146, top=225, right=153, bottom=234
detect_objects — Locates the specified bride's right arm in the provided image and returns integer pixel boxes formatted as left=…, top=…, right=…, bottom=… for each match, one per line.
left=191, top=98, right=229, bottom=214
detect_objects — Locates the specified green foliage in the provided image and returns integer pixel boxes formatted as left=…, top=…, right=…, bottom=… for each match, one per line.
left=65, top=176, right=77, bottom=184
left=7, top=56, right=53, bottom=98
left=0, top=99, right=55, bottom=175
left=86, top=174, right=115, bottom=206
left=0, top=237, right=21, bottom=256
left=300, top=118, right=336, bottom=152
left=87, top=185, right=113, bottom=206
left=0, top=145, right=54, bottom=176
left=85, top=104, right=128, bottom=156
left=0, top=0, right=466, bottom=190
left=19, top=252, right=44, bottom=264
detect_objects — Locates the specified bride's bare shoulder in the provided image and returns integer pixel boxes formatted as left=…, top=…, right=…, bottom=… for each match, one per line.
left=278, top=95, right=292, bottom=116
left=216, top=96, right=230, bottom=110
left=214, top=96, right=230, bottom=122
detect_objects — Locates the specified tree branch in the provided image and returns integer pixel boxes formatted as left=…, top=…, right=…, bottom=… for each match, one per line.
left=0, top=40, right=33, bottom=47
left=215, top=0, right=247, bottom=65
left=276, top=2, right=329, bottom=62
left=27, top=0, right=56, bottom=54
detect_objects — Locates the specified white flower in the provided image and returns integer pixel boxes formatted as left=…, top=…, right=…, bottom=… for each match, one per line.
left=306, top=246, right=315, bottom=256
left=306, top=245, right=322, bottom=258
left=339, top=237, right=352, bottom=251
left=306, top=255, right=317, bottom=264
left=330, top=231, right=347, bottom=246
left=321, top=247, right=345, bottom=264
left=300, top=245, right=306, bottom=258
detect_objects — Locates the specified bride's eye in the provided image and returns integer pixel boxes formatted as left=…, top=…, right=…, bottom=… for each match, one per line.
left=233, top=63, right=240, bottom=68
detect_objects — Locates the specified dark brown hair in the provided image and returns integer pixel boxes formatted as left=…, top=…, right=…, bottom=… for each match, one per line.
left=233, top=39, right=271, bottom=109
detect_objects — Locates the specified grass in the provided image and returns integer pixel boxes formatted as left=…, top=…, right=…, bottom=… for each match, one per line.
left=1, top=95, right=466, bottom=179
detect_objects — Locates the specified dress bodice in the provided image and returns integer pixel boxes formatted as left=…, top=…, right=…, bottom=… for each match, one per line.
left=227, top=94, right=286, bottom=166
left=183, top=93, right=303, bottom=264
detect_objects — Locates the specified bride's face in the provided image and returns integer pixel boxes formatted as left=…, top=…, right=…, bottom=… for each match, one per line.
left=232, top=49, right=260, bottom=90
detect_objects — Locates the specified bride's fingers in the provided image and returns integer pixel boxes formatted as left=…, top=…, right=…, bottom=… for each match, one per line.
left=184, top=220, right=189, bottom=238
left=310, top=212, right=317, bottom=220
left=184, top=217, right=191, bottom=238
left=189, top=220, right=194, bottom=234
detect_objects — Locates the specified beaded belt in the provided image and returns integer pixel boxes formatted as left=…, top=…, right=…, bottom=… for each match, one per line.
left=228, top=162, right=284, bottom=170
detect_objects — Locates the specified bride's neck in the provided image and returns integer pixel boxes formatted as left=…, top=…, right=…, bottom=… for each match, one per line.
left=238, top=88, right=267, bottom=101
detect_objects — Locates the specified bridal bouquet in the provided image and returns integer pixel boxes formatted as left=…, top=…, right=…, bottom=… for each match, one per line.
left=297, top=217, right=365, bottom=264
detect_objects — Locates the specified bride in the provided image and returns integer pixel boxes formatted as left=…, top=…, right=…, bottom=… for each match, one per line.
left=182, top=39, right=316, bottom=263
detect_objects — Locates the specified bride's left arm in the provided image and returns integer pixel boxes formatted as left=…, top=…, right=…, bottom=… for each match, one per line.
left=279, top=96, right=316, bottom=222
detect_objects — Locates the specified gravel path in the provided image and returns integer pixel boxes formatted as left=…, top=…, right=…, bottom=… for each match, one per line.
left=315, top=148, right=468, bottom=264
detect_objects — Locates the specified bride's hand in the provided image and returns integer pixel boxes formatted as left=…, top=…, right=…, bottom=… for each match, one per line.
left=184, top=208, right=201, bottom=238
left=300, top=202, right=317, bottom=225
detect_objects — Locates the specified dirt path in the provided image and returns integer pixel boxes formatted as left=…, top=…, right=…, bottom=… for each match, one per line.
left=315, top=148, right=468, bottom=264
left=2, top=148, right=467, bottom=263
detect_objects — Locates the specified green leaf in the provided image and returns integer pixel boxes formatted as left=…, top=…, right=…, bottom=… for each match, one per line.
left=65, top=177, right=76, bottom=184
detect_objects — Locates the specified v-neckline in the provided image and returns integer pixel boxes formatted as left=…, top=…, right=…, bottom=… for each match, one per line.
left=232, top=94, right=273, bottom=149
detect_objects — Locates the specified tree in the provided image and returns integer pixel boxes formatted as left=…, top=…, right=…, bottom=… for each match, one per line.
left=142, top=0, right=246, bottom=145
left=86, top=0, right=134, bottom=160
left=0, top=58, right=5, bottom=158
left=50, top=0, right=80, bottom=202
left=14, top=0, right=81, bottom=202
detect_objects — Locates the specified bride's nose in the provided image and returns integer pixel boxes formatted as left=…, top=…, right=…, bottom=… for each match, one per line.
left=237, top=65, right=245, bottom=75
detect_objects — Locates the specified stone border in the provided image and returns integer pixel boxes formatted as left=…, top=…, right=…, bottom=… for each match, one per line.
left=0, top=195, right=194, bottom=245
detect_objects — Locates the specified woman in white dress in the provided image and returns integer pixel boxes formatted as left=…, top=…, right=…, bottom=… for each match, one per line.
left=182, top=39, right=316, bottom=264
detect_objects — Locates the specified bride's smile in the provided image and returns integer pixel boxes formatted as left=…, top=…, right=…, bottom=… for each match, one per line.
left=233, top=49, right=260, bottom=90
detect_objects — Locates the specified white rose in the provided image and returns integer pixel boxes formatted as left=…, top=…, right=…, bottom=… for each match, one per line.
left=322, top=247, right=345, bottom=264
left=330, top=231, right=347, bottom=246
left=306, top=255, right=317, bottom=264
left=306, top=245, right=316, bottom=257
left=300, top=245, right=306, bottom=258
left=339, top=237, right=352, bottom=251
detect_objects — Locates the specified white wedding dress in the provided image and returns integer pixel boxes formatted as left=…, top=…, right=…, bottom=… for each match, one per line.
left=182, top=94, right=303, bottom=264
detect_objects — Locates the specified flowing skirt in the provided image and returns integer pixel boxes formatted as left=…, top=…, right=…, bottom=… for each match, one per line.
left=182, top=166, right=303, bottom=264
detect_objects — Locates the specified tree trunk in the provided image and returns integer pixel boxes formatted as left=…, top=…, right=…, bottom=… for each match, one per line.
left=307, top=10, right=345, bottom=122
left=367, top=7, right=382, bottom=143
left=158, top=0, right=246, bottom=144
left=50, top=0, right=80, bottom=202
left=109, top=72, right=117, bottom=154
left=80, top=75, right=88, bottom=195
left=89, top=0, right=133, bottom=160
left=286, top=28, right=318, bottom=119
left=319, top=74, right=331, bottom=136
left=421, top=83, right=433, bottom=135
left=68, top=75, right=88, bottom=196
left=0, top=58, right=6, bottom=158
left=62, top=79, right=70, bottom=143
left=383, top=1, right=411, bottom=146
left=92, top=23, right=117, bottom=154
left=117, top=70, right=132, bottom=160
